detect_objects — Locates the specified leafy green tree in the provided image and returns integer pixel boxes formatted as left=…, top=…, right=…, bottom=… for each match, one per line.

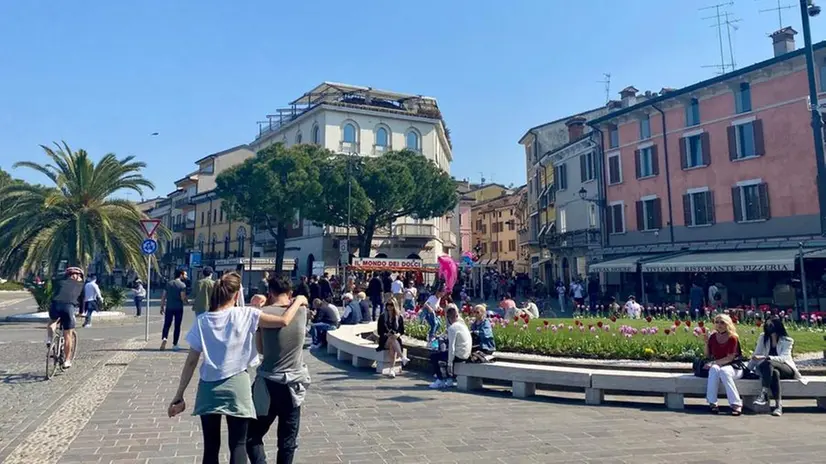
left=0, top=142, right=161, bottom=277
left=313, top=150, right=458, bottom=257
left=215, top=143, right=324, bottom=275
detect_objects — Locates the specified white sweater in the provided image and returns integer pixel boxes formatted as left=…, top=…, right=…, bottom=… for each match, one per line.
left=447, top=320, right=472, bottom=364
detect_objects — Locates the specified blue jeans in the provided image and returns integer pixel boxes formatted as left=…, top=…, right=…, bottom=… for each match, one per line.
left=310, top=323, right=337, bottom=346
left=134, top=297, right=144, bottom=317
left=84, top=300, right=99, bottom=326
left=370, top=296, right=383, bottom=321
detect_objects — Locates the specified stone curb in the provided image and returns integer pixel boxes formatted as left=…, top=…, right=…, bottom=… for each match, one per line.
left=4, top=310, right=128, bottom=323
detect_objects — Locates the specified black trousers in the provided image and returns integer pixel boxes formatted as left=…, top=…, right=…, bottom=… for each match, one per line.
left=200, top=414, right=249, bottom=464
left=162, top=308, right=183, bottom=345
left=246, top=380, right=302, bottom=464
left=430, top=351, right=468, bottom=380
left=758, top=359, right=795, bottom=399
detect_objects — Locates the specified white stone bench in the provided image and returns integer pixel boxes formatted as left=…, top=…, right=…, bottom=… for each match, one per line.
left=587, top=370, right=826, bottom=411
left=453, top=361, right=592, bottom=398
left=326, top=322, right=407, bottom=374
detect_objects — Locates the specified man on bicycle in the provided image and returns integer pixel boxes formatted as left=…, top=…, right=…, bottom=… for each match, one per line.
left=47, top=267, right=85, bottom=368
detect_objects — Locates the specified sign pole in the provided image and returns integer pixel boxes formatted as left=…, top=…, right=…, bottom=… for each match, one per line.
left=145, top=255, right=151, bottom=342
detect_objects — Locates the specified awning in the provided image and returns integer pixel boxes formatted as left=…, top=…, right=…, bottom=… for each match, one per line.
left=588, top=255, right=647, bottom=273
left=804, top=248, right=826, bottom=259
left=641, top=249, right=801, bottom=273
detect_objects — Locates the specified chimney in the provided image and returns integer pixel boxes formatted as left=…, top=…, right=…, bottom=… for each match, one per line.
left=619, top=86, right=639, bottom=107
left=565, top=116, right=586, bottom=140
left=770, top=26, right=797, bottom=57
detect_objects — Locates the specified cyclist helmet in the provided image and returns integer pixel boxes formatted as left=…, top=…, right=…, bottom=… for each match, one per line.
left=65, top=267, right=84, bottom=278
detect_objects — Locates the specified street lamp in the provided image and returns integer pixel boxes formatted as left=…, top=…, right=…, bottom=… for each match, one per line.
left=800, top=0, right=826, bottom=236
left=578, top=187, right=604, bottom=205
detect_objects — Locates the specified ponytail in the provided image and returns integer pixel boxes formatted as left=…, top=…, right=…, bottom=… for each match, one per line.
left=210, top=272, right=242, bottom=311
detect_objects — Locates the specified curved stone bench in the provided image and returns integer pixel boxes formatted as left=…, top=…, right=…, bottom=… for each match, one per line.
left=325, top=322, right=407, bottom=374
left=454, top=360, right=826, bottom=412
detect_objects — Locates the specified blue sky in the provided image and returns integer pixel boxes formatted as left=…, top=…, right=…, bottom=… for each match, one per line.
left=1, top=0, right=823, bottom=197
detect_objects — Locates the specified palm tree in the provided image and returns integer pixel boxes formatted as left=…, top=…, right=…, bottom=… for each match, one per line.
left=0, top=142, right=160, bottom=277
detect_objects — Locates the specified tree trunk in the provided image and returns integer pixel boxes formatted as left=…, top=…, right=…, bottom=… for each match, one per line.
left=274, top=223, right=287, bottom=277
left=359, top=217, right=376, bottom=258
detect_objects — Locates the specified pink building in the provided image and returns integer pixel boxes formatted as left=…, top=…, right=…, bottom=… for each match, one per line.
left=591, top=29, right=824, bottom=250
left=587, top=29, right=826, bottom=309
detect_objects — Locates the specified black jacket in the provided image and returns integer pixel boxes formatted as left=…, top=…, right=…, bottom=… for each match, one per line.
left=376, top=312, right=404, bottom=352
left=367, top=277, right=383, bottom=298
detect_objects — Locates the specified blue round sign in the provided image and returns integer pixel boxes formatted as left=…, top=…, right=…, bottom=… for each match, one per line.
left=141, top=239, right=158, bottom=255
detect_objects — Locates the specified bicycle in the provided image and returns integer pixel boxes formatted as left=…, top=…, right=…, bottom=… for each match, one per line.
left=46, top=324, right=77, bottom=380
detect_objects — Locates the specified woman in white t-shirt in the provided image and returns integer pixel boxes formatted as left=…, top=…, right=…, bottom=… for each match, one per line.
left=167, top=272, right=307, bottom=464
left=403, top=280, right=418, bottom=311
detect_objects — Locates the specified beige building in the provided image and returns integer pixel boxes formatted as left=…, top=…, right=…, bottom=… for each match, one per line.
left=470, top=186, right=527, bottom=273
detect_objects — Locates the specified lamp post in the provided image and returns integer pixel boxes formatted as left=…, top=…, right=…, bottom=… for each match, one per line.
left=800, top=0, right=826, bottom=236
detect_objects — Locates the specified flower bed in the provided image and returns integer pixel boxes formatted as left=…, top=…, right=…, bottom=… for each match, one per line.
left=404, top=311, right=826, bottom=362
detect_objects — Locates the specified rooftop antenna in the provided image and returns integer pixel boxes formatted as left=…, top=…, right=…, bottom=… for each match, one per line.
left=724, top=11, right=742, bottom=70
left=479, top=172, right=486, bottom=185
left=700, top=2, right=736, bottom=74
left=758, top=0, right=795, bottom=30
left=597, top=73, right=611, bottom=103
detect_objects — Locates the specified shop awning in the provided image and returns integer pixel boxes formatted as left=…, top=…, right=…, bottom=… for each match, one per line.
left=641, top=249, right=801, bottom=273
left=588, top=255, right=647, bottom=273
left=804, top=248, right=826, bottom=259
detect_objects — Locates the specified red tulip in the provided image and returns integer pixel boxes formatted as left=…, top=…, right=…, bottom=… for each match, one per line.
left=732, top=316, right=739, bottom=324
left=597, top=321, right=604, bottom=328
left=756, top=320, right=763, bottom=328
left=610, top=316, right=617, bottom=322
left=700, top=327, right=706, bottom=334
left=685, top=320, right=691, bottom=327
left=645, top=316, right=652, bottom=323
left=664, top=329, right=671, bottom=335
left=698, top=321, right=704, bottom=328
left=674, top=320, right=681, bottom=327
left=543, top=320, right=550, bottom=326
left=513, top=316, right=519, bottom=322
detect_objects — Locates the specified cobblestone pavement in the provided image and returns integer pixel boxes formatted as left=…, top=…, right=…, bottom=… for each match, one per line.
left=0, top=336, right=129, bottom=462
left=41, top=344, right=826, bottom=464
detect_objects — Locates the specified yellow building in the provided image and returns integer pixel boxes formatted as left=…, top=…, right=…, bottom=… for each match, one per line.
left=470, top=186, right=527, bottom=273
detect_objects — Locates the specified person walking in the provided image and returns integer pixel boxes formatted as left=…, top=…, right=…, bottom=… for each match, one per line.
left=133, top=279, right=146, bottom=317
left=381, top=272, right=393, bottom=309
left=167, top=272, right=306, bottom=464
left=367, top=273, right=384, bottom=321
left=82, top=275, right=103, bottom=328
left=246, top=275, right=310, bottom=464
left=555, top=280, right=566, bottom=313
left=308, top=275, right=320, bottom=302
left=193, top=267, right=215, bottom=317
left=160, top=269, right=188, bottom=351
left=587, top=275, right=601, bottom=316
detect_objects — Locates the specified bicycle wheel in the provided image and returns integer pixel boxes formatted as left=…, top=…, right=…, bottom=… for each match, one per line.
left=46, top=335, right=60, bottom=380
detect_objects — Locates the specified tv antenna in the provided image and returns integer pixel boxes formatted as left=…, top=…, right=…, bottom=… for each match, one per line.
left=597, top=73, right=611, bottom=103
left=479, top=172, right=486, bottom=185
left=700, top=2, right=738, bottom=74
left=758, top=0, right=795, bottom=30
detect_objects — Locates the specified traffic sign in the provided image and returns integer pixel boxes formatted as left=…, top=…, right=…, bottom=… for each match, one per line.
left=141, top=239, right=158, bottom=255
left=339, top=239, right=348, bottom=254
left=140, top=219, right=161, bottom=238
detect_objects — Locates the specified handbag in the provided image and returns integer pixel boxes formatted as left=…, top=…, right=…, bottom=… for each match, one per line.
left=692, top=358, right=710, bottom=378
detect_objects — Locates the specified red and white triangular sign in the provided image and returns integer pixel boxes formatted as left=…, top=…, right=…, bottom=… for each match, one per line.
left=140, top=219, right=162, bottom=238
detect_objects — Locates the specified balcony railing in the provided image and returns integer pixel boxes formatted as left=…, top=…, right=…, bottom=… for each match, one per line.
left=393, top=223, right=435, bottom=239
left=326, top=225, right=391, bottom=237
left=173, top=197, right=192, bottom=209
left=172, top=220, right=195, bottom=232
left=519, top=228, right=538, bottom=245
left=440, top=230, right=457, bottom=247
left=339, top=141, right=360, bottom=154
left=372, top=145, right=391, bottom=156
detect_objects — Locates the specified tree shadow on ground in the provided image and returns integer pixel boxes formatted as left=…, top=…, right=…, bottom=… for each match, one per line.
left=1, top=372, right=45, bottom=384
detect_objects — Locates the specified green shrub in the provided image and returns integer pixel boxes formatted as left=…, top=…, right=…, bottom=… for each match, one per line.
left=0, top=281, right=25, bottom=291
left=101, top=287, right=127, bottom=312
left=29, top=281, right=54, bottom=312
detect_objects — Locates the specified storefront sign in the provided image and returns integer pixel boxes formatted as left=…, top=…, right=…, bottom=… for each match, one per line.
left=596, top=266, right=636, bottom=273
left=351, top=257, right=423, bottom=270
left=645, top=263, right=793, bottom=273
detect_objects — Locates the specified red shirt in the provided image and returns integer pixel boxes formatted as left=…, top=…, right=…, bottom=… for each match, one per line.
left=708, top=333, right=738, bottom=361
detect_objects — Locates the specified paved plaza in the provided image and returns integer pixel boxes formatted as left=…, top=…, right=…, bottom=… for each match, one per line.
left=2, top=295, right=826, bottom=463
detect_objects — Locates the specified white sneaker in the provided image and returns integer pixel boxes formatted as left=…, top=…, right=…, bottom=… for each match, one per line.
left=444, top=379, right=456, bottom=388
left=386, top=370, right=396, bottom=378
left=401, top=357, right=410, bottom=366
left=310, top=343, right=321, bottom=350
left=429, top=379, right=445, bottom=389
left=62, top=360, right=72, bottom=368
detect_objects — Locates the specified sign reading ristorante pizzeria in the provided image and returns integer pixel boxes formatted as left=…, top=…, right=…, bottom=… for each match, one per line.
left=351, top=257, right=423, bottom=269
left=645, top=263, right=793, bottom=273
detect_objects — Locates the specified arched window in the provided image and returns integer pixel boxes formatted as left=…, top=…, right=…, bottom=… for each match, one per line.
left=406, top=130, right=420, bottom=151
left=237, top=226, right=247, bottom=257
left=343, top=123, right=357, bottom=143
left=375, top=127, right=388, bottom=147
left=311, top=124, right=320, bottom=144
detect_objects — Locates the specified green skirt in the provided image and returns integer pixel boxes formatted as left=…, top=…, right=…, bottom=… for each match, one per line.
left=193, top=371, right=255, bottom=418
